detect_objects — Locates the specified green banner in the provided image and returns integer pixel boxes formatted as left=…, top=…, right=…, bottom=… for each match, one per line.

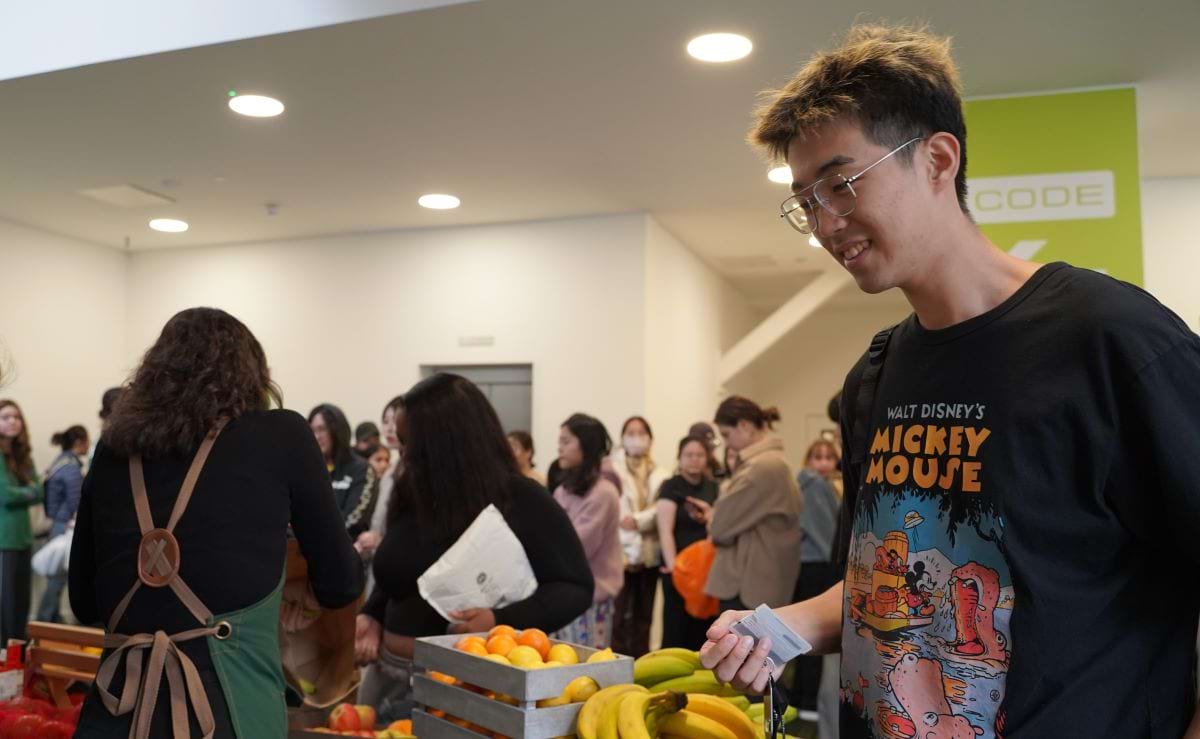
left=965, top=87, right=1142, bottom=284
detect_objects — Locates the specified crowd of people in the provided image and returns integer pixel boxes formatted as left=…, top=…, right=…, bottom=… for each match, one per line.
left=0, top=306, right=844, bottom=731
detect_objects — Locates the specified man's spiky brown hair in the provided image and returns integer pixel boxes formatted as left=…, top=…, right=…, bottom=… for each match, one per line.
left=751, top=23, right=969, bottom=210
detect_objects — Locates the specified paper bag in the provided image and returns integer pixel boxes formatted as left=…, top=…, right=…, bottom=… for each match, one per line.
left=279, top=537, right=362, bottom=709
left=417, top=504, right=538, bottom=622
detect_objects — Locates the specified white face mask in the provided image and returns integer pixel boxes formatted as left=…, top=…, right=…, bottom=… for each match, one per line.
left=623, top=435, right=650, bottom=457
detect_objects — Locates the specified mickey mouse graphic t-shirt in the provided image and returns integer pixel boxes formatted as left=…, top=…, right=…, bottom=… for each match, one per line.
left=834, top=263, right=1200, bottom=738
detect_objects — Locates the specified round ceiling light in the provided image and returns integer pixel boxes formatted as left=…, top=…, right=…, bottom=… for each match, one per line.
left=687, top=33, right=753, bottom=63
left=228, top=94, right=285, bottom=118
left=149, top=218, right=189, bottom=233
left=418, top=194, right=461, bottom=210
left=767, top=166, right=792, bottom=184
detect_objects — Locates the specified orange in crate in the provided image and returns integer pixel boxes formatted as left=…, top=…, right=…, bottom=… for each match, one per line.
left=487, top=625, right=517, bottom=640
left=485, top=634, right=517, bottom=656
left=454, top=636, right=487, bottom=652
left=516, top=628, right=551, bottom=659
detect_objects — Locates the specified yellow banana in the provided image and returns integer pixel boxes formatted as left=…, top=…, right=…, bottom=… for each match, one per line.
left=618, top=691, right=688, bottom=739
left=682, top=694, right=757, bottom=739
left=658, top=710, right=738, bottom=739
left=579, top=684, right=647, bottom=739
left=638, top=648, right=703, bottom=670
left=634, top=655, right=697, bottom=686
left=599, top=695, right=626, bottom=739
left=721, top=695, right=751, bottom=712
left=650, top=672, right=740, bottom=697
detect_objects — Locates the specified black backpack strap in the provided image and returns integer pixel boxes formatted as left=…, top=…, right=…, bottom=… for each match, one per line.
left=849, top=325, right=897, bottom=474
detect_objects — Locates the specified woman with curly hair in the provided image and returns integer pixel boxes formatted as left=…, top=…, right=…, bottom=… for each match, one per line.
left=69, top=307, right=363, bottom=739
left=1, top=399, right=40, bottom=645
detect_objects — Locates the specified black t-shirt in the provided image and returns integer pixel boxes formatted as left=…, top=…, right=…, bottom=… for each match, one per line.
left=362, top=475, right=594, bottom=636
left=657, top=474, right=718, bottom=553
left=834, top=263, right=1200, bottom=738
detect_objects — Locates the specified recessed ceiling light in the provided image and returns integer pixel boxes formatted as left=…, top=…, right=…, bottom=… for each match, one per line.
left=149, top=218, right=189, bottom=233
left=767, top=166, right=792, bottom=184
left=418, top=194, right=461, bottom=210
left=687, top=33, right=753, bottom=63
left=809, top=235, right=822, bottom=248
left=228, top=94, right=285, bottom=118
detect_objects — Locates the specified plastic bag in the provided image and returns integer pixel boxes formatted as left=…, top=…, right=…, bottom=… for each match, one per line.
left=418, top=504, right=538, bottom=623
left=672, top=539, right=719, bottom=619
left=32, top=531, right=72, bottom=577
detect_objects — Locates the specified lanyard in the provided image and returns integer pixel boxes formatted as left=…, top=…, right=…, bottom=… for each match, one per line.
left=760, top=666, right=786, bottom=739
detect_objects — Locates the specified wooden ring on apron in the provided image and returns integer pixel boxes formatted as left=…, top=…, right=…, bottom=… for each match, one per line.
left=137, top=528, right=181, bottom=588
left=214, top=621, right=233, bottom=640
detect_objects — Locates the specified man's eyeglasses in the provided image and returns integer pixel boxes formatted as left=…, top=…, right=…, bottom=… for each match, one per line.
left=779, top=136, right=923, bottom=235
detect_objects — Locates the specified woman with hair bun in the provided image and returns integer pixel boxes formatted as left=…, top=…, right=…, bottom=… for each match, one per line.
left=36, top=424, right=90, bottom=622
left=687, top=396, right=802, bottom=612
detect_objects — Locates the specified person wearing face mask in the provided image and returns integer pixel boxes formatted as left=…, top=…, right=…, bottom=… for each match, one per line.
left=609, top=416, right=667, bottom=657
left=687, top=397, right=802, bottom=613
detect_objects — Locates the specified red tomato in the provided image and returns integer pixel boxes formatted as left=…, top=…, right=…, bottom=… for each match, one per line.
left=41, top=719, right=76, bottom=739
left=9, top=714, right=48, bottom=738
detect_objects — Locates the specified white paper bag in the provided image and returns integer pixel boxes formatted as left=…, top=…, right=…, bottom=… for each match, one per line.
left=417, top=504, right=538, bottom=623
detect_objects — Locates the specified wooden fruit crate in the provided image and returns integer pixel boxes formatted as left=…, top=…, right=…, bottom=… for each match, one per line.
left=412, top=634, right=633, bottom=739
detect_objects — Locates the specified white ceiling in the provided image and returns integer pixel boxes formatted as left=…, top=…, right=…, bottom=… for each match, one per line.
left=2, top=0, right=1197, bottom=309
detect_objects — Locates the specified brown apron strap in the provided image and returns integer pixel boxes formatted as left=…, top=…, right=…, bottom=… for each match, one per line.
left=96, top=627, right=218, bottom=739
left=127, top=420, right=227, bottom=537
left=104, top=422, right=229, bottom=738
left=166, top=420, right=227, bottom=533
left=168, top=575, right=213, bottom=625
left=108, top=581, right=142, bottom=634
left=128, top=457, right=155, bottom=536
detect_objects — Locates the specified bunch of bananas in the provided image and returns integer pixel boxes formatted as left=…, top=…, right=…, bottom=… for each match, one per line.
left=632, top=649, right=740, bottom=696
left=576, top=685, right=762, bottom=739
left=572, top=648, right=784, bottom=739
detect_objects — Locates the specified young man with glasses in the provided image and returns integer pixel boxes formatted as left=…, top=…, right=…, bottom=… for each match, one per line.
left=700, top=23, right=1200, bottom=739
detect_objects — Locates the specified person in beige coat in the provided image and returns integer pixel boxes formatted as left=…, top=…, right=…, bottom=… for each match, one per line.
left=689, top=396, right=802, bottom=611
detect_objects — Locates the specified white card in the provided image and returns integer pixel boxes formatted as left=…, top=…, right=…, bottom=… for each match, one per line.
left=729, top=604, right=812, bottom=668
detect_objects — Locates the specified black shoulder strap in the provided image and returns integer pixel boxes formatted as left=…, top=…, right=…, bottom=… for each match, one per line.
left=850, top=325, right=897, bottom=472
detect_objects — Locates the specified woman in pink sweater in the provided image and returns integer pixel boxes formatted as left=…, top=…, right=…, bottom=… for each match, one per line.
left=552, top=413, right=622, bottom=649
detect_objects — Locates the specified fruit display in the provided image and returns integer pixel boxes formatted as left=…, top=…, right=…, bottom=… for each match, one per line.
left=411, top=626, right=635, bottom=738
left=0, top=697, right=81, bottom=738
left=410, top=639, right=806, bottom=739
left=305, top=703, right=416, bottom=737
left=574, top=648, right=800, bottom=739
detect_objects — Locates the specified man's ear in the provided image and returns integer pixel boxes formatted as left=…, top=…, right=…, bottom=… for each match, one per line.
left=924, top=132, right=961, bottom=198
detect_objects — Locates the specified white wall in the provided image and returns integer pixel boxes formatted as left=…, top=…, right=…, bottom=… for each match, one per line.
left=126, top=214, right=647, bottom=466
left=642, top=217, right=763, bottom=461
left=0, top=218, right=129, bottom=470
left=734, top=298, right=911, bottom=469
left=1142, top=177, right=1200, bottom=332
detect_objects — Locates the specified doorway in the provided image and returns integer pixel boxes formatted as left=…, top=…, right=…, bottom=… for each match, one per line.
left=420, top=364, right=533, bottom=434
